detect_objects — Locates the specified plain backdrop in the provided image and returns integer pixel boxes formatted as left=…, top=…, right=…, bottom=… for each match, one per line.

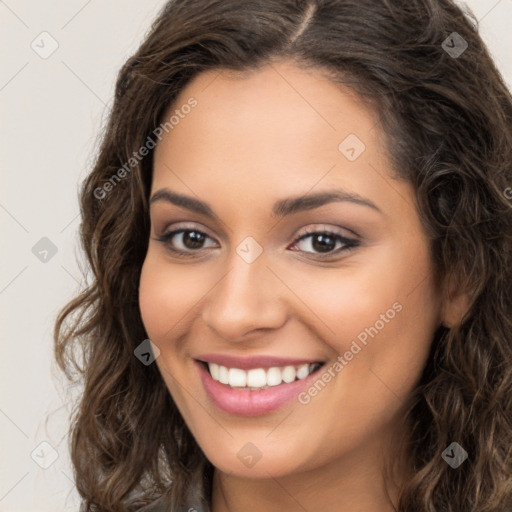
left=1, top=1, right=511, bottom=510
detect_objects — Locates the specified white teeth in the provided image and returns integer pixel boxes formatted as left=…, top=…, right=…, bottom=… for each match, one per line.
left=266, top=367, right=282, bottom=387
left=282, top=365, right=296, bottom=383
left=209, top=362, right=220, bottom=381
left=247, top=368, right=267, bottom=387
left=206, top=361, right=322, bottom=389
left=296, top=363, right=310, bottom=379
left=218, top=365, right=229, bottom=385
left=228, top=368, right=246, bottom=387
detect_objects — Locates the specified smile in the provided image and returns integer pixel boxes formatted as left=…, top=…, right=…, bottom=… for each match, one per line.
left=205, top=362, right=323, bottom=390
left=195, top=358, right=326, bottom=416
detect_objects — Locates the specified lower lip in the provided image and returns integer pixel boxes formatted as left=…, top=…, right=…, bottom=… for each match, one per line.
left=196, top=360, right=324, bottom=416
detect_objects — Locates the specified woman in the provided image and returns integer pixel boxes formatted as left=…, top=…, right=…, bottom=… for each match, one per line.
left=54, top=0, right=512, bottom=511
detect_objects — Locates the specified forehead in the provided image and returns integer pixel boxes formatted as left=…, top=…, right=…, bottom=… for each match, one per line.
left=155, top=60, right=382, bottom=161
left=151, top=60, right=410, bottom=223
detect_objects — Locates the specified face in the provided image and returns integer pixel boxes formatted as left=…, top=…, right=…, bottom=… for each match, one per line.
left=139, top=60, right=445, bottom=482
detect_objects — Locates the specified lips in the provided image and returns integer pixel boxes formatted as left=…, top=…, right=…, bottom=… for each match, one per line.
left=194, top=354, right=327, bottom=415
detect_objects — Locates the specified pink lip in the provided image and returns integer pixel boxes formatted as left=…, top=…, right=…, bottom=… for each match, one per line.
left=195, top=353, right=324, bottom=370
left=195, top=360, right=325, bottom=416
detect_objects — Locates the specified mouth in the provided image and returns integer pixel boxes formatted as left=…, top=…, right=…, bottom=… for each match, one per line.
left=195, top=358, right=327, bottom=416
left=197, top=360, right=325, bottom=390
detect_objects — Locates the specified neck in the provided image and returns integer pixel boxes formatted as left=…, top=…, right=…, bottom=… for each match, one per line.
left=210, top=426, right=412, bottom=512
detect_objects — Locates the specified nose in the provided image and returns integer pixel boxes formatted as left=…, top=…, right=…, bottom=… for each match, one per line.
left=201, top=249, right=288, bottom=342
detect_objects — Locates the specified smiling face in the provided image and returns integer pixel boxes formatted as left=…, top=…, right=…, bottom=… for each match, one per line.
left=139, top=60, right=445, bottom=499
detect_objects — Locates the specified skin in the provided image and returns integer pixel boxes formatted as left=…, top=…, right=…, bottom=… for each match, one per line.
left=139, top=59, right=463, bottom=512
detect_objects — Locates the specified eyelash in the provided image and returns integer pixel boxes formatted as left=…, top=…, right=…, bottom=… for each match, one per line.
left=154, top=226, right=360, bottom=260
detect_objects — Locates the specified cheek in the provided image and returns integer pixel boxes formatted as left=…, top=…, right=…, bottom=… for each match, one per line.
left=283, top=244, right=430, bottom=348
left=139, top=259, right=172, bottom=341
left=138, top=254, right=195, bottom=407
left=290, top=239, right=440, bottom=392
left=138, top=252, right=200, bottom=342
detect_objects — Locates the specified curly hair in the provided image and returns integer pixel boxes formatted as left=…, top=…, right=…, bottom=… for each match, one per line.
left=54, top=0, right=512, bottom=510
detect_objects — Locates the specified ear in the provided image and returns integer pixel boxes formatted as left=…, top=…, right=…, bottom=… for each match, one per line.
left=440, top=272, right=472, bottom=328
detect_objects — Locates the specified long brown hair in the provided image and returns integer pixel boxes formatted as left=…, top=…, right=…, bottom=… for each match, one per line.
left=54, top=0, right=512, bottom=510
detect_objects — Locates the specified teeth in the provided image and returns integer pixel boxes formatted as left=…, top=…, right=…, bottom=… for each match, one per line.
left=228, top=368, right=246, bottom=387
left=247, top=368, right=267, bottom=387
left=282, top=365, right=296, bottom=383
left=206, top=362, right=322, bottom=389
left=296, top=364, right=310, bottom=379
left=266, top=367, right=282, bottom=387
left=218, top=364, right=229, bottom=385
left=209, top=362, right=220, bottom=381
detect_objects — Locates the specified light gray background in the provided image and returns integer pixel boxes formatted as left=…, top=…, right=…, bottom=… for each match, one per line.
left=1, top=1, right=511, bottom=510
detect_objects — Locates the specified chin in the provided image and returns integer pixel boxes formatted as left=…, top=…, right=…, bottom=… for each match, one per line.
left=204, top=445, right=307, bottom=479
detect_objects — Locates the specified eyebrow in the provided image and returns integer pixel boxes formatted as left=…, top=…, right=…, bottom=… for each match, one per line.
left=149, top=188, right=382, bottom=217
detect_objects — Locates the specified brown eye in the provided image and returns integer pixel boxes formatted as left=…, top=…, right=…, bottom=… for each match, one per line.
left=156, top=229, right=217, bottom=256
left=290, top=230, right=359, bottom=258
left=178, top=230, right=206, bottom=249
left=155, top=227, right=359, bottom=260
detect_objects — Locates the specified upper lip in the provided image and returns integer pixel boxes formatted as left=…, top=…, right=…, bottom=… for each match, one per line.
left=195, top=353, right=325, bottom=370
